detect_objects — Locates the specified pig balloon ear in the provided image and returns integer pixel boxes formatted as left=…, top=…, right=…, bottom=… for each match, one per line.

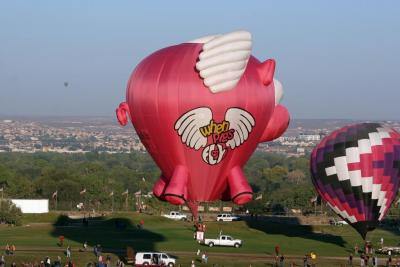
left=257, top=59, right=275, bottom=86
left=116, top=102, right=131, bottom=126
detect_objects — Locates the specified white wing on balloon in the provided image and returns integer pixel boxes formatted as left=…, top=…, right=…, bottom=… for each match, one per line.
left=174, top=107, right=212, bottom=150
left=195, top=31, right=252, bottom=93
left=273, top=78, right=284, bottom=105
left=225, top=108, right=255, bottom=149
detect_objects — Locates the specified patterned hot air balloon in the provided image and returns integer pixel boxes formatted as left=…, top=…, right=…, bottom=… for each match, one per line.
left=310, top=123, right=400, bottom=239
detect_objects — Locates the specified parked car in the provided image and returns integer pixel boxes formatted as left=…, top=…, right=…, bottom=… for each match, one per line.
left=201, top=234, right=242, bottom=248
left=216, top=213, right=240, bottom=222
left=135, top=252, right=176, bottom=266
left=329, top=218, right=348, bottom=226
left=377, top=246, right=400, bottom=255
left=162, top=211, right=187, bottom=221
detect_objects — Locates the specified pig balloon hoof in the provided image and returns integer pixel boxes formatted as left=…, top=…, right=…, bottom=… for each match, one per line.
left=228, top=166, right=253, bottom=205
left=164, top=195, right=185, bottom=205
left=164, top=165, right=189, bottom=205
left=232, top=192, right=253, bottom=205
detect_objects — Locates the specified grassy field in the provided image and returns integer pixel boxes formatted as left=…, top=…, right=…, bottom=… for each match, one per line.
left=0, top=212, right=399, bottom=266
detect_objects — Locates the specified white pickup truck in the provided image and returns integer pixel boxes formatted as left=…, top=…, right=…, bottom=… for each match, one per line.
left=162, top=211, right=187, bottom=221
left=202, top=235, right=242, bottom=248
left=216, top=213, right=240, bottom=222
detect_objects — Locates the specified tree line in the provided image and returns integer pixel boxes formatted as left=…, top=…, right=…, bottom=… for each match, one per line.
left=0, top=151, right=314, bottom=212
left=0, top=151, right=398, bottom=217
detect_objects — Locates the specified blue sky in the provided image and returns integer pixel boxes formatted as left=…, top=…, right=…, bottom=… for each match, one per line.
left=0, top=1, right=399, bottom=119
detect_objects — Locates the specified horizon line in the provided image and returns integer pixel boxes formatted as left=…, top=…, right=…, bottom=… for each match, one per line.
left=0, top=114, right=398, bottom=122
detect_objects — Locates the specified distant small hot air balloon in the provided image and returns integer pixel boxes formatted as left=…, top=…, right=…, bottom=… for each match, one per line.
left=64, top=82, right=69, bottom=87
left=310, top=123, right=400, bottom=239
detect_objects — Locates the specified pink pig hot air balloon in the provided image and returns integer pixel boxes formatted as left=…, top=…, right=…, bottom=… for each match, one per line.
left=116, top=31, right=290, bottom=216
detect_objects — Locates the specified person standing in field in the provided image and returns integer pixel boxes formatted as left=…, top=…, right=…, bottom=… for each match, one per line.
left=59, top=236, right=65, bottom=247
left=365, top=255, right=369, bottom=266
left=56, top=256, right=61, bottom=267
left=0, top=255, right=5, bottom=267
left=45, top=256, right=51, bottom=267
left=348, top=253, right=353, bottom=266
left=275, top=245, right=280, bottom=256
left=66, top=246, right=71, bottom=258
left=279, top=255, right=285, bottom=267
left=138, top=219, right=144, bottom=229
left=372, top=255, right=378, bottom=267
left=303, top=254, right=308, bottom=267
left=201, top=252, right=206, bottom=263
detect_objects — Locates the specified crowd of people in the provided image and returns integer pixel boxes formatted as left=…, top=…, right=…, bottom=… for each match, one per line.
left=0, top=241, right=123, bottom=267
left=189, top=249, right=209, bottom=267
left=341, top=240, right=400, bottom=267
left=1, top=230, right=400, bottom=267
left=272, top=244, right=319, bottom=267
left=0, top=256, right=76, bottom=267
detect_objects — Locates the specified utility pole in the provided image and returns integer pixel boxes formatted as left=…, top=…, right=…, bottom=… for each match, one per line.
left=320, top=200, right=323, bottom=215
left=112, top=194, right=114, bottom=212
left=314, top=200, right=317, bottom=216
left=122, top=190, right=129, bottom=211
left=55, top=194, right=58, bottom=211
left=0, top=187, right=3, bottom=209
left=109, top=191, right=114, bottom=212
left=125, top=193, right=129, bottom=211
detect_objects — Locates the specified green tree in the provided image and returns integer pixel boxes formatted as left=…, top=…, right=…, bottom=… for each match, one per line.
left=287, top=169, right=306, bottom=184
left=0, top=200, right=22, bottom=225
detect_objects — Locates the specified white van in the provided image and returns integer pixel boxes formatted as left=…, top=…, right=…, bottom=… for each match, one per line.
left=135, top=252, right=176, bottom=266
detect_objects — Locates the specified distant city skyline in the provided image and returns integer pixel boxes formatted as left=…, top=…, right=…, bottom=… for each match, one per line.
left=0, top=1, right=399, bottom=120
left=6, top=116, right=399, bottom=156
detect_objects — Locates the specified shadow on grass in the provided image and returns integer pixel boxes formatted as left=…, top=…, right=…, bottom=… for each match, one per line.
left=244, top=216, right=347, bottom=248
left=379, top=218, right=400, bottom=236
left=50, top=215, right=166, bottom=258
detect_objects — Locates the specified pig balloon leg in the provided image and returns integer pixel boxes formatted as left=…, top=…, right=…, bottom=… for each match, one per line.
left=152, top=175, right=168, bottom=201
left=163, top=165, right=189, bottom=205
left=227, top=166, right=253, bottom=204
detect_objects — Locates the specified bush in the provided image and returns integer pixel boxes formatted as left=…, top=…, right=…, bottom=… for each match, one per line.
left=0, top=200, right=23, bottom=226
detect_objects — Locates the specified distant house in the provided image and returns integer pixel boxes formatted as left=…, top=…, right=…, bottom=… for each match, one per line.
left=11, top=199, right=49, bottom=213
left=298, top=134, right=321, bottom=141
